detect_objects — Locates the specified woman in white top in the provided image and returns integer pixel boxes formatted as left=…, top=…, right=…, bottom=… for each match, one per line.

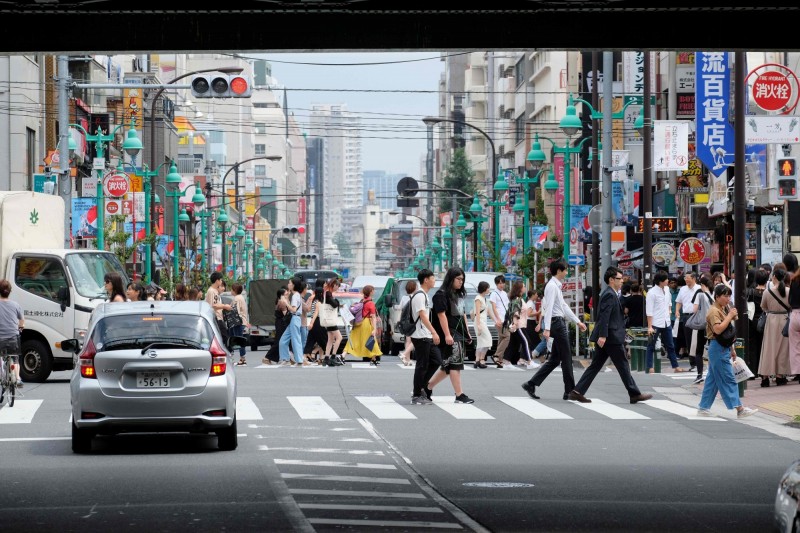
left=472, top=281, right=492, bottom=369
left=398, top=280, right=418, bottom=366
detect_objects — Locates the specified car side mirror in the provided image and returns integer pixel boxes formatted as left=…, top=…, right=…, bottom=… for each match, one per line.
left=60, top=338, right=81, bottom=354
left=57, top=286, right=70, bottom=312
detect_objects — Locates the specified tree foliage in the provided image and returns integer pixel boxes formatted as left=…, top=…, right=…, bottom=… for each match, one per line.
left=439, top=148, right=477, bottom=214
left=333, top=231, right=353, bottom=258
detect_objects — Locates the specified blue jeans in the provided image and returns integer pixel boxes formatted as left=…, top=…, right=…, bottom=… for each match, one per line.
left=231, top=325, right=246, bottom=357
left=698, top=339, right=741, bottom=410
left=534, top=338, right=548, bottom=355
left=645, top=325, right=680, bottom=370
left=279, top=315, right=304, bottom=363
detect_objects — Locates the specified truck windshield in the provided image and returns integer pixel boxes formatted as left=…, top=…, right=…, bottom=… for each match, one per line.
left=65, top=252, right=130, bottom=299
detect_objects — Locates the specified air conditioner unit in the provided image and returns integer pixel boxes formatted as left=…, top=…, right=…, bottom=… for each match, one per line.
left=690, top=205, right=716, bottom=231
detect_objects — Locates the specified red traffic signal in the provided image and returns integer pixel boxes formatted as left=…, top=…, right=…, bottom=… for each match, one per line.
left=778, top=157, right=797, bottom=177
left=282, top=225, right=305, bottom=235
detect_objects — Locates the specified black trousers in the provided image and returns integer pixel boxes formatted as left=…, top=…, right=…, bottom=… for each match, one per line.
left=574, top=341, right=641, bottom=397
left=303, top=317, right=328, bottom=354
left=411, top=337, right=442, bottom=397
left=526, top=317, right=574, bottom=394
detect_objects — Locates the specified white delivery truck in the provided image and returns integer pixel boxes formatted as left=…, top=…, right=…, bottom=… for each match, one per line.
left=0, top=192, right=129, bottom=382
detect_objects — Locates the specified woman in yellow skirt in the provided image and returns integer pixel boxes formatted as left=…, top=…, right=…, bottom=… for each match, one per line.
left=344, top=285, right=383, bottom=365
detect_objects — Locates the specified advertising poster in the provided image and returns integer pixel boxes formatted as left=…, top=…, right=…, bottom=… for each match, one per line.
left=124, top=222, right=146, bottom=247
left=569, top=205, right=592, bottom=245
left=72, top=197, right=98, bottom=239
left=761, top=215, right=783, bottom=265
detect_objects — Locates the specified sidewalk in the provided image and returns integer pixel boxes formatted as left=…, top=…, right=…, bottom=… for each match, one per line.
left=572, top=354, right=800, bottom=423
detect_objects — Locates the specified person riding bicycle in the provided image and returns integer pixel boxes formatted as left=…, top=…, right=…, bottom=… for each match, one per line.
left=0, top=279, right=24, bottom=388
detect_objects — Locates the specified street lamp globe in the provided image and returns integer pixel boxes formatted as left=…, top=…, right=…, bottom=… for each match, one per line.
left=235, top=224, right=245, bottom=240
left=469, top=194, right=483, bottom=215
left=191, top=185, right=206, bottom=207
left=265, top=250, right=273, bottom=262
left=527, top=134, right=547, bottom=172
left=217, top=209, right=228, bottom=225
left=544, top=169, right=559, bottom=192
left=165, top=162, right=182, bottom=185
left=493, top=171, right=509, bottom=192
left=178, top=208, right=190, bottom=223
left=442, top=226, right=453, bottom=242
left=244, top=235, right=254, bottom=249
left=257, top=242, right=265, bottom=256
left=455, top=212, right=467, bottom=230
left=431, top=238, right=442, bottom=253
left=423, top=245, right=432, bottom=258
left=214, top=234, right=222, bottom=245
left=272, top=258, right=280, bottom=268
left=513, top=192, right=527, bottom=212
left=122, top=125, right=143, bottom=157
left=559, top=97, right=583, bottom=137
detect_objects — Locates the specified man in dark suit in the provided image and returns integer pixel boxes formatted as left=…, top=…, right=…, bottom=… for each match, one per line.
left=567, top=267, right=653, bottom=404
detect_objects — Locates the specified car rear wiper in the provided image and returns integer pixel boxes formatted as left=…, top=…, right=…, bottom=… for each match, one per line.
left=140, top=339, right=202, bottom=354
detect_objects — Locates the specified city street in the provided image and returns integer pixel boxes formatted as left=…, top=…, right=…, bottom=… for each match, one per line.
left=0, top=351, right=796, bottom=532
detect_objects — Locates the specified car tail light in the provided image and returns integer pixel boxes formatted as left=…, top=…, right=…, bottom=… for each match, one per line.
left=79, top=338, right=97, bottom=379
left=209, top=337, right=227, bottom=377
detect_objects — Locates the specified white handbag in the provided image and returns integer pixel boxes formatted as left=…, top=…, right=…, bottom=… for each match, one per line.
left=319, top=293, right=339, bottom=328
left=732, top=357, right=755, bottom=383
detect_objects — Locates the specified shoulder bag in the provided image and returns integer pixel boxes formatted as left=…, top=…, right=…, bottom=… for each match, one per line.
left=223, top=301, right=243, bottom=330
left=715, top=310, right=737, bottom=348
left=767, top=285, right=791, bottom=338
left=319, top=292, right=340, bottom=328
left=685, top=292, right=711, bottom=330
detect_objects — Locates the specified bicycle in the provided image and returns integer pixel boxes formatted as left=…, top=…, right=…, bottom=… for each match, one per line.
left=0, top=352, right=17, bottom=407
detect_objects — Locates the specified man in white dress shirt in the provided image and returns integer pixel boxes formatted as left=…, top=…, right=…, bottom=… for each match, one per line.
left=522, top=258, right=587, bottom=400
left=646, top=271, right=686, bottom=374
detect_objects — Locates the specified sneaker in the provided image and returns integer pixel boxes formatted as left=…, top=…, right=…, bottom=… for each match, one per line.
left=455, top=393, right=474, bottom=404
left=696, top=408, right=714, bottom=417
left=527, top=361, right=541, bottom=369
left=411, top=395, right=433, bottom=405
left=15, top=380, right=23, bottom=388
left=692, top=375, right=705, bottom=384
left=737, top=407, right=758, bottom=419
left=424, top=387, right=433, bottom=401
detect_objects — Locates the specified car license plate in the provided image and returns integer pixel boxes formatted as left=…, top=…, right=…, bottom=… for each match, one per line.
left=136, top=371, right=170, bottom=388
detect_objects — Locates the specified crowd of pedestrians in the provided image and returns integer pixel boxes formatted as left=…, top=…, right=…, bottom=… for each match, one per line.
left=87, top=252, right=800, bottom=414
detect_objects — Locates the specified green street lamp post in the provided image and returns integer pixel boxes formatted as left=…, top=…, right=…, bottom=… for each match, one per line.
left=69, top=120, right=142, bottom=250
left=527, top=133, right=591, bottom=255
left=244, top=233, right=254, bottom=282
left=455, top=212, right=468, bottom=268
left=442, top=226, right=453, bottom=268
left=431, top=236, right=442, bottom=272
left=217, top=209, right=229, bottom=275
left=130, top=161, right=171, bottom=281
left=469, top=194, right=488, bottom=272
left=161, top=163, right=205, bottom=283
left=508, top=169, right=543, bottom=257
left=486, top=171, right=507, bottom=270
left=195, top=207, right=213, bottom=272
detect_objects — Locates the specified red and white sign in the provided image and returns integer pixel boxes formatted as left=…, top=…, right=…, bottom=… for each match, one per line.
left=678, top=237, right=706, bottom=265
left=614, top=248, right=632, bottom=268
left=103, top=171, right=130, bottom=198
left=752, top=71, right=792, bottom=112
left=122, top=200, right=133, bottom=216
left=105, top=199, right=120, bottom=216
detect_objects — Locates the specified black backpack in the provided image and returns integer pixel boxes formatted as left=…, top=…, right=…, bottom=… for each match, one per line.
left=396, top=291, right=423, bottom=336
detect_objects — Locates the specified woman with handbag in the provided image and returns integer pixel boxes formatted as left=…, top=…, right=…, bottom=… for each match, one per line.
left=748, top=269, right=768, bottom=382
left=686, top=276, right=714, bottom=385
left=302, top=284, right=329, bottom=366
left=343, top=285, right=383, bottom=365
left=502, top=281, right=533, bottom=368
left=321, top=277, right=344, bottom=367
left=231, top=283, right=249, bottom=366
left=759, top=265, right=792, bottom=386
left=264, top=288, right=290, bottom=365
left=696, top=284, right=758, bottom=418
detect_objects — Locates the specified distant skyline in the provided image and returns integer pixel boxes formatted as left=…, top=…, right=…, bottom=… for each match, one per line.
left=253, top=52, right=444, bottom=176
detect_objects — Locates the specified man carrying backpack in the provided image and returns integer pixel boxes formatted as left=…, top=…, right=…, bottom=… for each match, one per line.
left=410, top=269, right=441, bottom=405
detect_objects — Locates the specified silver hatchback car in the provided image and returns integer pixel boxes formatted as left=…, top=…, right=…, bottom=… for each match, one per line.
left=64, top=300, right=243, bottom=453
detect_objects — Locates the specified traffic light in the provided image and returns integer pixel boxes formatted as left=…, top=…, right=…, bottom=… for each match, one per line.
left=300, top=253, right=318, bottom=260
left=282, top=225, right=306, bottom=236
left=777, top=157, right=798, bottom=200
left=191, top=74, right=252, bottom=98
left=507, top=187, right=517, bottom=209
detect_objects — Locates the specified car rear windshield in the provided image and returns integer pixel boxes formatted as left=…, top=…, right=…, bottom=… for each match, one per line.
left=92, top=314, right=215, bottom=351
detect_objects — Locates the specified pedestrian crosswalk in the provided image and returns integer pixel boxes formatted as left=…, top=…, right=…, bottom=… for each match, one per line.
left=0, top=393, right=734, bottom=426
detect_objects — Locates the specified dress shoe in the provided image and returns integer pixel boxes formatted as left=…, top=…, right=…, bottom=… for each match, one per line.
left=568, top=390, right=592, bottom=403
left=563, top=393, right=569, bottom=400
left=521, top=382, right=540, bottom=399
left=629, top=393, right=653, bottom=404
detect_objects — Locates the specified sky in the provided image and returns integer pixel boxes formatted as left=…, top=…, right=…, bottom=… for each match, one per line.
left=251, top=52, right=444, bottom=176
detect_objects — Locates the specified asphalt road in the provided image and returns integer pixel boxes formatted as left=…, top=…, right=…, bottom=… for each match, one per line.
left=1, top=351, right=798, bottom=532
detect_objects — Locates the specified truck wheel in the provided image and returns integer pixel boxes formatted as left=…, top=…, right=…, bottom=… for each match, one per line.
left=20, top=339, right=52, bottom=383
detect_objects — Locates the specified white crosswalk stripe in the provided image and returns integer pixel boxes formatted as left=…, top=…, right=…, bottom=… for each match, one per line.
left=0, top=395, right=745, bottom=426
left=496, top=396, right=573, bottom=419
left=0, top=400, right=43, bottom=424
left=288, top=396, right=341, bottom=420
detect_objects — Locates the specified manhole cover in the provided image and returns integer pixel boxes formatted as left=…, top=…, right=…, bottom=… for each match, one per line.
left=463, top=482, right=534, bottom=488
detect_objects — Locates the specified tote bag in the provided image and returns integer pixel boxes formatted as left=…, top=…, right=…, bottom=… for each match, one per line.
left=319, top=293, right=339, bottom=328
left=686, top=293, right=711, bottom=330
left=732, top=357, right=755, bottom=383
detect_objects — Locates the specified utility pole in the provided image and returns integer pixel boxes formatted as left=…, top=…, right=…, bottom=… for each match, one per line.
left=734, top=51, right=747, bottom=337
left=425, top=122, right=434, bottom=243
left=600, top=52, right=614, bottom=286
left=57, top=56, right=71, bottom=249
left=642, top=52, right=653, bottom=287
left=590, top=52, right=600, bottom=319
